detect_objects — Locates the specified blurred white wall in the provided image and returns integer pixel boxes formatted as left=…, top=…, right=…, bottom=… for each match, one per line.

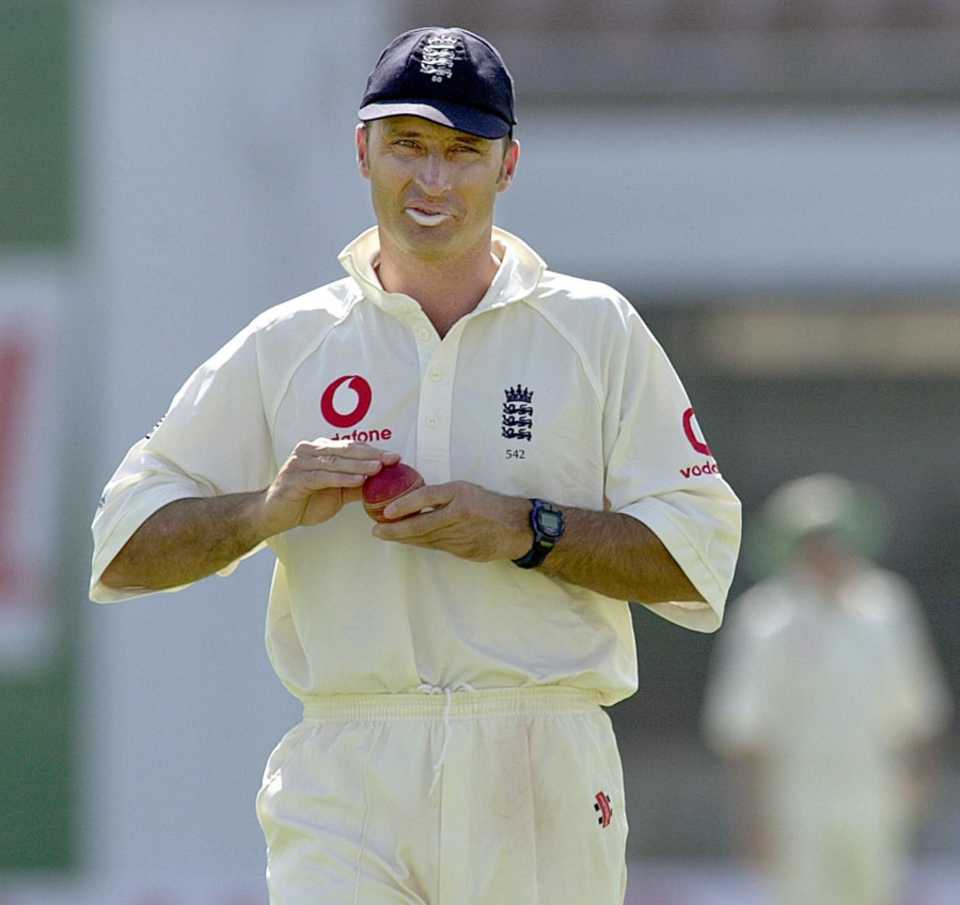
left=67, top=0, right=960, bottom=898
left=497, top=109, right=960, bottom=297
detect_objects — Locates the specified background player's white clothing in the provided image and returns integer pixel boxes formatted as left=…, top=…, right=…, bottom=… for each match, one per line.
left=89, top=227, right=740, bottom=706
left=704, top=565, right=951, bottom=905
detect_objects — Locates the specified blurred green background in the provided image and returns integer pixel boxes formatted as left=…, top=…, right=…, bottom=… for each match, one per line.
left=0, top=0, right=74, bottom=871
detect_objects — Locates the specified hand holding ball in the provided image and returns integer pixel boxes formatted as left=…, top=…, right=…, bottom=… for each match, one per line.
left=362, top=463, right=425, bottom=522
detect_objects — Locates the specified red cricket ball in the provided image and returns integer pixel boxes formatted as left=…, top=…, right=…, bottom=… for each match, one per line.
left=362, top=462, right=425, bottom=523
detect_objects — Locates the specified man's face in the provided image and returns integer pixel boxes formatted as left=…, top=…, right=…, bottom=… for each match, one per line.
left=796, top=531, right=858, bottom=591
left=356, top=116, right=519, bottom=261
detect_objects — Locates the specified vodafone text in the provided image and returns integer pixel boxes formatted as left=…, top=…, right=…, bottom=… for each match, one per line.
left=680, top=461, right=720, bottom=479
left=330, top=427, right=393, bottom=443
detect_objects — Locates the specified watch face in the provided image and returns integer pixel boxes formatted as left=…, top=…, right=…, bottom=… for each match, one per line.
left=538, top=509, right=563, bottom=537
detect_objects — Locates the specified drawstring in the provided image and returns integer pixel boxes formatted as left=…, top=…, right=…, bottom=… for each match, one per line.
left=418, top=682, right=476, bottom=797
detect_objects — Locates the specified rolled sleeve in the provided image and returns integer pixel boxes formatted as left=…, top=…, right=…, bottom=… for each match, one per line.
left=622, top=492, right=740, bottom=632
left=89, top=323, right=275, bottom=603
left=89, top=460, right=209, bottom=603
left=604, top=307, right=741, bottom=632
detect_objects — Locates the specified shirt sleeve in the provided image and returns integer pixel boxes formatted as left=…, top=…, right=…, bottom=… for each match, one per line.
left=885, top=583, right=952, bottom=743
left=603, top=306, right=741, bottom=632
left=89, top=323, right=275, bottom=603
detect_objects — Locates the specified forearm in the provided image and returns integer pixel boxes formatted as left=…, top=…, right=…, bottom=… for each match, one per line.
left=358, top=481, right=707, bottom=604
left=901, top=737, right=945, bottom=821
left=731, top=751, right=772, bottom=866
left=100, top=491, right=268, bottom=591
left=536, top=505, right=705, bottom=604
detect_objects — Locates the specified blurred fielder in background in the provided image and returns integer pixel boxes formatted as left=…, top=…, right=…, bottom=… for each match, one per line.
left=704, top=474, right=950, bottom=905
left=89, top=25, right=740, bottom=905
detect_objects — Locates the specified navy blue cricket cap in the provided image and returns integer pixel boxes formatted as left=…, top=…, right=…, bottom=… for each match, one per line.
left=359, top=27, right=516, bottom=140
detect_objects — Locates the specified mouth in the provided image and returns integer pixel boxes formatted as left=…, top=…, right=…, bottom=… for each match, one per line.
left=404, top=207, right=453, bottom=227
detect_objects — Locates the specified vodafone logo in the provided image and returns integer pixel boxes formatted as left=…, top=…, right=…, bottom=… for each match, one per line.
left=682, top=407, right=713, bottom=457
left=680, top=461, right=720, bottom=479
left=680, top=407, right=720, bottom=479
left=320, top=375, right=372, bottom=428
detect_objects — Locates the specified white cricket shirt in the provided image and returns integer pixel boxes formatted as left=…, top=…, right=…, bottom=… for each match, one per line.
left=90, top=227, right=741, bottom=706
left=703, top=565, right=951, bottom=784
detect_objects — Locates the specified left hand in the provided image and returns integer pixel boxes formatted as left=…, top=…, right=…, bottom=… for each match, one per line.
left=371, top=481, right=531, bottom=562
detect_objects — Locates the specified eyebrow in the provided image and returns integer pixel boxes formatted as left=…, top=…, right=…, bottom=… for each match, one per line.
left=383, top=127, right=487, bottom=146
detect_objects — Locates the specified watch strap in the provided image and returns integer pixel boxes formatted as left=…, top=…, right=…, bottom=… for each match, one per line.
left=512, top=499, right=564, bottom=569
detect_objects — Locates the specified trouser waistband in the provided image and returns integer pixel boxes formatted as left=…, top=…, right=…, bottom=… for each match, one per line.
left=299, top=685, right=603, bottom=721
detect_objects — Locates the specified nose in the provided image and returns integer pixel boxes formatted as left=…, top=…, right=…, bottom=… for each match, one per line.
left=415, top=152, right=451, bottom=194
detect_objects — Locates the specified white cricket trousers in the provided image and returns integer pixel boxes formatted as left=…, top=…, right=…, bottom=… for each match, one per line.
left=255, top=685, right=629, bottom=905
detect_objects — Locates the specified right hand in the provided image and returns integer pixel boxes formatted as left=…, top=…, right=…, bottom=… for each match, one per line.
left=257, top=439, right=401, bottom=537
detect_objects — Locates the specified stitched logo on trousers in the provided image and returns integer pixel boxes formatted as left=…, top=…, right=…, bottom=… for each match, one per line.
left=594, top=791, right=612, bottom=828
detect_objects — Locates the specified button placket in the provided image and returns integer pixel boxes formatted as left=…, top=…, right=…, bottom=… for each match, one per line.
left=416, top=330, right=459, bottom=485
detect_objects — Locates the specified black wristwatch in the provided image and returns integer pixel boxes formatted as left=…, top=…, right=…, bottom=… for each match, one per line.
left=512, top=499, right=565, bottom=569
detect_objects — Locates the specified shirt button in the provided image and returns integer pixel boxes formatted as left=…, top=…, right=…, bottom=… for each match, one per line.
left=417, top=327, right=431, bottom=342
left=430, top=369, right=442, bottom=382
left=426, top=415, right=439, bottom=427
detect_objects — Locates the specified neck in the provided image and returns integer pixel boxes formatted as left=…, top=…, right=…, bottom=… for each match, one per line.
left=376, top=230, right=501, bottom=336
left=796, top=556, right=860, bottom=599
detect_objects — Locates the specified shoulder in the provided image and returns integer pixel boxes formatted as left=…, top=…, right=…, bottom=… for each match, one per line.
left=850, top=566, right=921, bottom=624
left=531, top=270, right=638, bottom=327
left=249, top=277, right=361, bottom=337
left=860, top=565, right=915, bottom=600
left=729, top=577, right=800, bottom=639
left=525, top=270, right=649, bottom=364
left=195, top=277, right=362, bottom=381
left=227, top=277, right=363, bottom=364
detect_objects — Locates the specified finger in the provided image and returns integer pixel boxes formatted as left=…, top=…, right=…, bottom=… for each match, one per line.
left=288, top=469, right=367, bottom=491
left=381, top=483, right=456, bottom=520
left=295, top=455, right=385, bottom=475
left=292, top=439, right=401, bottom=473
left=310, top=439, right=402, bottom=462
left=373, top=506, right=452, bottom=540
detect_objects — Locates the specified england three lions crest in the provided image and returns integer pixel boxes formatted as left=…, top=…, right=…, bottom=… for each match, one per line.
left=502, top=384, right=533, bottom=441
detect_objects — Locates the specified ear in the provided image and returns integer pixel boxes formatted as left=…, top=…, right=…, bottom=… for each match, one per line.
left=496, top=139, right=520, bottom=194
left=356, top=123, right=371, bottom=180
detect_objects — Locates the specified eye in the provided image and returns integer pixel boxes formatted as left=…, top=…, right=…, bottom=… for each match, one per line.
left=452, top=145, right=481, bottom=155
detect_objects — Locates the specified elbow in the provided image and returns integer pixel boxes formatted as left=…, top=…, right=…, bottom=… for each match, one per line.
left=99, top=555, right=134, bottom=591
left=674, top=579, right=707, bottom=606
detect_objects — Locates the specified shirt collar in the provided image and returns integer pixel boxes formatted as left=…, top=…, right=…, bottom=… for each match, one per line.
left=337, top=226, right=547, bottom=317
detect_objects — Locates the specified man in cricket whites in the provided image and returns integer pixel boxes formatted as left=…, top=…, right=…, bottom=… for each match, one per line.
left=704, top=474, right=949, bottom=905
left=91, top=26, right=741, bottom=904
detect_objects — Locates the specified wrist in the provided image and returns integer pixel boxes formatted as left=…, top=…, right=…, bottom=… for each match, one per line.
left=248, top=488, right=287, bottom=542
left=503, top=496, right=534, bottom=560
